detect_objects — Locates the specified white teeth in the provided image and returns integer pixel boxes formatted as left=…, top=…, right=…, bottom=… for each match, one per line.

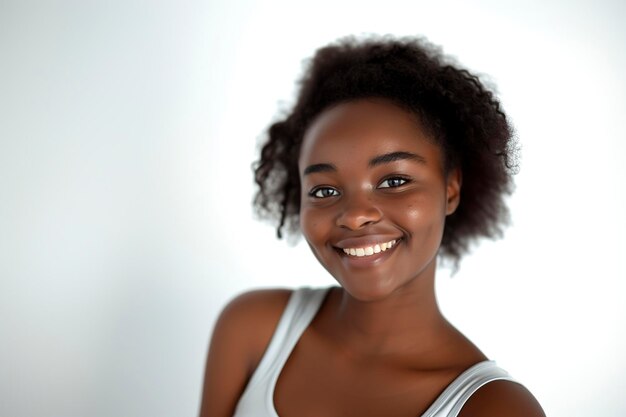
left=341, top=240, right=397, bottom=258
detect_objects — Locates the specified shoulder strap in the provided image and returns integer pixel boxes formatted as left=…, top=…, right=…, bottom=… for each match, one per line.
left=239, top=287, right=330, bottom=395
left=422, top=361, right=518, bottom=417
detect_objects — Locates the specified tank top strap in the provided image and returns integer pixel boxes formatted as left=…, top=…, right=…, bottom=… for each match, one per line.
left=421, top=360, right=518, bottom=417
left=240, top=287, right=330, bottom=400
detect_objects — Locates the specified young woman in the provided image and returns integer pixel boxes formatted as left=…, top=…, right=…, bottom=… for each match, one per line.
left=200, top=36, right=545, bottom=417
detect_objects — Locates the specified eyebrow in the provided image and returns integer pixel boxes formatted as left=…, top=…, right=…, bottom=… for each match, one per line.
left=303, top=163, right=337, bottom=176
left=302, top=151, right=426, bottom=176
left=368, top=151, right=426, bottom=167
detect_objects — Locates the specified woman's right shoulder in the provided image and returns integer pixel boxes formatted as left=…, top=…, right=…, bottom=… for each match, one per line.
left=220, top=288, right=294, bottom=320
left=213, top=288, right=294, bottom=370
left=217, top=288, right=294, bottom=332
left=199, top=288, right=293, bottom=417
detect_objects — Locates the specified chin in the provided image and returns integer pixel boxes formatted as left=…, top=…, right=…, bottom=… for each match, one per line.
left=335, top=275, right=404, bottom=303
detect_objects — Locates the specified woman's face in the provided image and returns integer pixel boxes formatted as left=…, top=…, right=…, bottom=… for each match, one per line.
left=298, top=99, right=460, bottom=301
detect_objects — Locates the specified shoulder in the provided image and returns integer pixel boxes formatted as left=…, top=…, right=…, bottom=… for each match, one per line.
left=198, top=288, right=293, bottom=417
left=214, top=288, right=294, bottom=369
left=458, top=379, right=546, bottom=417
left=218, top=288, right=294, bottom=330
left=218, top=287, right=293, bottom=320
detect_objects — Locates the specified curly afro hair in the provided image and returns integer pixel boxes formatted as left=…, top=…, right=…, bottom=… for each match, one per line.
left=254, top=35, right=518, bottom=266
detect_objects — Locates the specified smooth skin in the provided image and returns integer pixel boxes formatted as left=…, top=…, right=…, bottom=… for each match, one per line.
left=199, top=99, right=545, bottom=417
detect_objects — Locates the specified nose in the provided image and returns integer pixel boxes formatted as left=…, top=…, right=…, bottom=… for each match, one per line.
left=335, top=192, right=383, bottom=230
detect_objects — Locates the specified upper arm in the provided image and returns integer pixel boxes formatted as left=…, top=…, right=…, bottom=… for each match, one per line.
left=457, top=380, right=546, bottom=417
left=198, top=289, right=292, bottom=417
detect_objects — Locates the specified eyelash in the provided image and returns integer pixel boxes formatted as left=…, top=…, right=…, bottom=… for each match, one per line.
left=309, top=187, right=340, bottom=198
left=378, top=176, right=410, bottom=188
left=309, top=176, right=411, bottom=198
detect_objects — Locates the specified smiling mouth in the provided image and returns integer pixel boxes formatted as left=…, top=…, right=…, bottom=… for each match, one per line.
left=340, top=239, right=398, bottom=257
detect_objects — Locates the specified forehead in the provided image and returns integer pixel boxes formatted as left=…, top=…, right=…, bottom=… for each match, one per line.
left=298, top=99, right=441, bottom=169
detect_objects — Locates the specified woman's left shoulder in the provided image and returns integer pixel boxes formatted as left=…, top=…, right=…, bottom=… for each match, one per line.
left=458, top=379, right=546, bottom=417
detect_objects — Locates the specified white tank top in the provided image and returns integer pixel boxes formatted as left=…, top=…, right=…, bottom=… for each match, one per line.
left=233, top=287, right=518, bottom=417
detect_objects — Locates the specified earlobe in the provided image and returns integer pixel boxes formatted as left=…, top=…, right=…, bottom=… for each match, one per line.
left=445, top=168, right=462, bottom=215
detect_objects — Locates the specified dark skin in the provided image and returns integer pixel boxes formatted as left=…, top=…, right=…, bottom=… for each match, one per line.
left=200, top=99, right=545, bottom=417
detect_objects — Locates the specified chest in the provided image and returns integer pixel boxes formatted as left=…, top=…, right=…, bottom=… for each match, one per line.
left=273, top=336, right=459, bottom=417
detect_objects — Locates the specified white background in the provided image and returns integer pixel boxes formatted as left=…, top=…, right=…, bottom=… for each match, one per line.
left=1, top=0, right=625, bottom=416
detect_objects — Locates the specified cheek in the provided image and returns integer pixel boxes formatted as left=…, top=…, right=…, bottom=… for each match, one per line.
left=405, top=203, right=420, bottom=221
left=398, top=194, right=437, bottom=221
left=299, top=207, right=324, bottom=243
left=397, top=195, right=447, bottom=236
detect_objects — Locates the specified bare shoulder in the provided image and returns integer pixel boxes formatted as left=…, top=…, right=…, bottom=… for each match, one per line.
left=217, top=288, right=294, bottom=364
left=458, top=379, right=546, bottom=417
left=198, top=288, right=292, bottom=417
left=218, top=288, right=294, bottom=329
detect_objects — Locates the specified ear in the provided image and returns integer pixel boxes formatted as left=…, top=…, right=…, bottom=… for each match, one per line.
left=445, top=168, right=462, bottom=215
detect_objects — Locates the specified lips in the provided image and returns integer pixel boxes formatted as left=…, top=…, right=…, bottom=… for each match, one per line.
left=341, top=239, right=398, bottom=257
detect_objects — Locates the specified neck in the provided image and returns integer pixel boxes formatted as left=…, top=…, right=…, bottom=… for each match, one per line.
left=327, top=262, right=451, bottom=357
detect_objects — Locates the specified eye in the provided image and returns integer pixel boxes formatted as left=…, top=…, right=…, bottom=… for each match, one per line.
left=310, top=187, right=340, bottom=198
left=378, top=177, right=410, bottom=189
